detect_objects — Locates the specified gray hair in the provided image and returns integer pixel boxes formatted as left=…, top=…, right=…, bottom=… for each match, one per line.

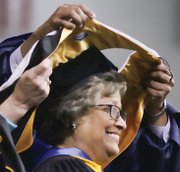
left=35, top=70, right=126, bottom=145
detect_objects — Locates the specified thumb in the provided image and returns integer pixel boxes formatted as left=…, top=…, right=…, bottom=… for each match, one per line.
left=30, top=58, right=52, bottom=77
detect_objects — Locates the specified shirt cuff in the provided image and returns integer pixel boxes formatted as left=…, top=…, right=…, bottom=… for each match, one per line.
left=149, top=115, right=170, bottom=143
left=0, top=113, right=17, bottom=131
left=10, top=46, right=23, bottom=72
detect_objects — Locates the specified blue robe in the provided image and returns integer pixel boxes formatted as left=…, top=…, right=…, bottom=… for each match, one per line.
left=0, top=33, right=31, bottom=85
left=105, top=104, right=180, bottom=172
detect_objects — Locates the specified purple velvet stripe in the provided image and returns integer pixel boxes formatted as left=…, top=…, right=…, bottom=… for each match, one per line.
left=33, top=147, right=91, bottom=170
left=42, top=147, right=91, bottom=160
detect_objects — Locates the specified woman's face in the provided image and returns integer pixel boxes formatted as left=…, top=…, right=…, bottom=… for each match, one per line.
left=73, top=91, right=127, bottom=166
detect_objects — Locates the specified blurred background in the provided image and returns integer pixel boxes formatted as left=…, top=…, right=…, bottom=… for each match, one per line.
left=0, top=0, right=179, bottom=109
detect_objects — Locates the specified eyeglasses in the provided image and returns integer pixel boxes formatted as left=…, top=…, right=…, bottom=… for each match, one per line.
left=92, top=104, right=127, bottom=121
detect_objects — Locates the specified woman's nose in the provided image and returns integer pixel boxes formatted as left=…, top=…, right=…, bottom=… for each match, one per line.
left=114, top=116, right=127, bottom=129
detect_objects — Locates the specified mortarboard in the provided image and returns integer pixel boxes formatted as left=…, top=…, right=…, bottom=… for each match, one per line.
left=49, top=47, right=118, bottom=98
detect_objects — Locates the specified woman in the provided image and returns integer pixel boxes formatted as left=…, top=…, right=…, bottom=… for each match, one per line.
left=22, top=47, right=127, bottom=172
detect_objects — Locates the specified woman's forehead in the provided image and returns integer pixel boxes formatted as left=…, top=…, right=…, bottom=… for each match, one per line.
left=98, top=93, right=121, bottom=104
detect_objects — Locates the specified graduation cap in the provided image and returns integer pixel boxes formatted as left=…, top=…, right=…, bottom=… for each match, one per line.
left=49, top=47, right=118, bottom=99
left=0, top=19, right=161, bottom=166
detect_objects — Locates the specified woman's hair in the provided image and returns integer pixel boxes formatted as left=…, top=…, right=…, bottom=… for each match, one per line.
left=35, top=70, right=126, bottom=145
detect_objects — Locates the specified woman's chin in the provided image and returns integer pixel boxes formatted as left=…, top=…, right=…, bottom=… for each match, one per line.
left=107, top=144, right=120, bottom=158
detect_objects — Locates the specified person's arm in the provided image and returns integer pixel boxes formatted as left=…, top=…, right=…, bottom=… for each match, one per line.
left=3, top=4, right=95, bottom=82
left=144, top=59, right=174, bottom=127
left=0, top=58, right=52, bottom=124
left=143, top=59, right=174, bottom=142
left=21, top=4, right=96, bottom=57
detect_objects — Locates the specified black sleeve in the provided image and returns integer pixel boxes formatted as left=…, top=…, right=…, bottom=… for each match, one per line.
left=32, top=155, right=94, bottom=172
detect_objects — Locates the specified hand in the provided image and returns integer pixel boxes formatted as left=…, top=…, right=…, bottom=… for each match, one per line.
left=33, top=4, right=96, bottom=39
left=43, top=4, right=96, bottom=31
left=13, top=58, right=52, bottom=109
left=21, top=4, right=96, bottom=57
left=0, top=58, right=52, bottom=123
left=144, top=59, right=174, bottom=117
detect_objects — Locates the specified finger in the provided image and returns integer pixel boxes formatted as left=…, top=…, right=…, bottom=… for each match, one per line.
left=169, top=77, right=175, bottom=87
left=155, top=62, right=172, bottom=76
left=74, top=7, right=88, bottom=23
left=68, top=10, right=84, bottom=28
left=157, top=59, right=174, bottom=81
left=54, top=18, right=76, bottom=29
left=147, top=80, right=173, bottom=90
left=77, top=4, right=96, bottom=19
left=56, top=4, right=85, bottom=27
left=146, top=81, right=172, bottom=96
left=45, top=78, right=52, bottom=86
left=149, top=70, right=172, bottom=84
left=31, top=58, right=52, bottom=78
left=146, top=87, right=170, bottom=98
left=39, top=80, right=51, bottom=97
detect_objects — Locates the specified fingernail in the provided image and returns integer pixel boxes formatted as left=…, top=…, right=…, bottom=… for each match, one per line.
left=91, top=12, right=96, bottom=18
left=79, top=24, right=83, bottom=28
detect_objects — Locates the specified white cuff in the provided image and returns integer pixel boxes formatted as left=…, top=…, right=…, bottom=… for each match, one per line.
left=149, top=115, right=170, bottom=143
left=10, top=46, right=23, bottom=72
left=0, top=41, right=39, bottom=92
left=0, top=113, right=17, bottom=131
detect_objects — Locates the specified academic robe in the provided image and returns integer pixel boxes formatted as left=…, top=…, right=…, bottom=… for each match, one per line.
left=105, top=104, right=180, bottom=172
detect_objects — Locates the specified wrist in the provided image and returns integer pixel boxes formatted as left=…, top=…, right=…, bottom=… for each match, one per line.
left=145, top=99, right=167, bottom=119
left=21, top=30, right=43, bottom=57
left=33, top=23, right=52, bottom=39
left=3, top=95, right=29, bottom=123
